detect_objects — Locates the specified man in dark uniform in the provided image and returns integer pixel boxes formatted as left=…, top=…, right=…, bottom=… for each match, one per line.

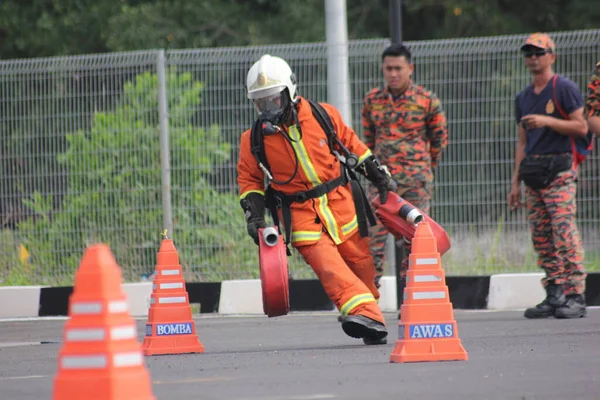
left=508, top=33, right=588, bottom=319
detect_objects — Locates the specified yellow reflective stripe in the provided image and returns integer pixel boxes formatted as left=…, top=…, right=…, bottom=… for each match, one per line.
left=357, top=149, right=372, bottom=164
left=288, top=126, right=321, bottom=186
left=291, top=230, right=322, bottom=243
left=240, top=189, right=265, bottom=200
left=288, top=125, right=341, bottom=244
left=316, top=194, right=341, bottom=244
left=340, top=293, right=376, bottom=316
left=341, top=215, right=358, bottom=236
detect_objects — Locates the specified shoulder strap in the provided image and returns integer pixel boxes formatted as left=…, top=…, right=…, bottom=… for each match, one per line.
left=306, top=98, right=338, bottom=154
left=250, top=118, right=270, bottom=172
left=552, top=74, right=587, bottom=169
left=552, top=74, right=569, bottom=120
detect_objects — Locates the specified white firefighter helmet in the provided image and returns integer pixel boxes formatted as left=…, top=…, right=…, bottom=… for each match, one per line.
left=246, top=54, right=297, bottom=102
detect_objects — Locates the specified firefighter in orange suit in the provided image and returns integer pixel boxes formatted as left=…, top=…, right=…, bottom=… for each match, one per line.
left=237, top=54, right=396, bottom=345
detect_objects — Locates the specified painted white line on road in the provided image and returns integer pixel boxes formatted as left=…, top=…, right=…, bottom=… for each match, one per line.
left=0, top=375, right=48, bottom=381
left=234, top=395, right=336, bottom=400
left=153, top=377, right=232, bottom=384
left=0, top=342, right=46, bottom=348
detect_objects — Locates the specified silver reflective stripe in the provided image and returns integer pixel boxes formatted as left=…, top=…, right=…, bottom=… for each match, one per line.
left=414, top=275, right=442, bottom=283
left=71, top=302, right=102, bottom=315
left=110, top=325, right=137, bottom=340
left=160, top=282, right=184, bottom=290
left=61, top=355, right=107, bottom=369
left=113, top=351, right=143, bottom=367
left=66, top=328, right=105, bottom=341
left=415, top=258, right=438, bottom=265
left=159, top=296, right=186, bottom=304
left=108, top=300, right=128, bottom=313
left=413, top=291, right=446, bottom=300
left=161, top=269, right=180, bottom=276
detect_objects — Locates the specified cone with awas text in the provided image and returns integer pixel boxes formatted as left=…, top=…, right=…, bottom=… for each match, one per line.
left=52, top=244, right=155, bottom=400
left=390, top=222, right=468, bottom=363
left=142, top=237, right=204, bottom=356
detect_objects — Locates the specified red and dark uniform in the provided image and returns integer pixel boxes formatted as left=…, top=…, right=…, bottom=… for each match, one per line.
left=362, top=83, right=448, bottom=279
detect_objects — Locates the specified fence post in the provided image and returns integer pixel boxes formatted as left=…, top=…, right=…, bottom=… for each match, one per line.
left=157, top=50, right=173, bottom=236
left=325, top=0, right=352, bottom=126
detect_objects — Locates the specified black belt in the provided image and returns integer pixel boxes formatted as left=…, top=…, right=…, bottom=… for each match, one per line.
left=265, top=167, right=376, bottom=253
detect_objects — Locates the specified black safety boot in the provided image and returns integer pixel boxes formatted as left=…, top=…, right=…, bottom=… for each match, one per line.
left=362, top=336, right=387, bottom=345
left=341, top=315, right=388, bottom=345
left=524, top=283, right=565, bottom=319
left=554, top=294, right=586, bottom=319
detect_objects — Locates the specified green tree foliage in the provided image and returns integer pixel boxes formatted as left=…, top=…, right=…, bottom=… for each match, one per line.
left=3, top=0, right=600, bottom=60
left=10, top=70, right=245, bottom=284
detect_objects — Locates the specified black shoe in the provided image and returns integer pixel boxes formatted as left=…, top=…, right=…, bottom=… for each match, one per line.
left=554, top=294, right=586, bottom=319
left=341, top=315, right=388, bottom=343
left=337, top=315, right=345, bottom=323
left=363, top=336, right=388, bottom=345
left=524, top=283, right=565, bottom=319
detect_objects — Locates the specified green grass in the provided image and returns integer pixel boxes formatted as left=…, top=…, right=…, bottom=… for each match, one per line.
left=1, top=223, right=599, bottom=285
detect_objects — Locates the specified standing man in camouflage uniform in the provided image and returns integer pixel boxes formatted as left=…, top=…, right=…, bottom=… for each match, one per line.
left=508, top=33, right=588, bottom=319
left=362, top=43, right=448, bottom=289
left=585, top=61, right=600, bottom=137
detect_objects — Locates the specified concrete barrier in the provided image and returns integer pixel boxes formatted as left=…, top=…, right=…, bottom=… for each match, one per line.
left=218, top=279, right=264, bottom=315
left=0, top=286, right=43, bottom=317
left=122, top=282, right=153, bottom=316
left=487, top=273, right=545, bottom=310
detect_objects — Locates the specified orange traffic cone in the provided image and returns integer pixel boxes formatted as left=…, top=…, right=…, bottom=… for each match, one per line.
left=52, top=244, right=155, bottom=400
left=142, top=236, right=204, bottom=356
left=390, top=222, right=468, bottom=363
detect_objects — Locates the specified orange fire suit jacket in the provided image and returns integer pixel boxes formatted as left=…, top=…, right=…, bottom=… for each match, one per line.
left=238, top=96, right=373, bottom=247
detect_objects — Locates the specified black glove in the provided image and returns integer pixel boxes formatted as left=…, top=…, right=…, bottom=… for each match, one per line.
left=240, top=192, right=267, bottom=245
left=359, top=156, right=397, bottom=204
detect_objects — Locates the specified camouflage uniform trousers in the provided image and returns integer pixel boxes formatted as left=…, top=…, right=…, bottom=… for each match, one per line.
left=369, top=180, right=432, bottom=281
left=525, top=169, right=586, bottom=295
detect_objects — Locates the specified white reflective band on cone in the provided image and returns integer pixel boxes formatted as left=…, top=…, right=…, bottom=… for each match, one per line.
left=151, top=296, right=187, bottom=304
left=66, top=328, right=105, bottom=341
left=158, top=296, right=186, bottom=304
left=161, top=269, right=180, bottom=276
left=412, top=291, right=446, bottom=300
left=113, top=351, right=143, bottom=367
left=71, top=302, right=102, bottom=315
left=108, top=300, right=128, bottom=313
left=110, top=325, right=137, bottom=340
left=61, top=355, right=107, bottom=369
left=415, top=258, right=438, bottom=265
left=159, top=282, right=184, bottom=290
left=413, top=275, right=443, bottom=283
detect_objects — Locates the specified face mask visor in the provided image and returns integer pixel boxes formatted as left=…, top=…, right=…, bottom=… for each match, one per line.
left=252, top=88, right=289, bottom=121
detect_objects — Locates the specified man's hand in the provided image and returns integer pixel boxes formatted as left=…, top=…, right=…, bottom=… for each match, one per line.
left=359, top=156, right=397, bottom=204
left=507, top=182, right=524, bottom=211
left=246, top=218, right=267, bottom=245
left=240, top=192, right=267, bottom=245
left=521, top=114, right=551, bottom=129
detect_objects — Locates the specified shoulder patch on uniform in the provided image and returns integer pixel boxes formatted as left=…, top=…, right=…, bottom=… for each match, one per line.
left=545, top=99, right=555, bottom=114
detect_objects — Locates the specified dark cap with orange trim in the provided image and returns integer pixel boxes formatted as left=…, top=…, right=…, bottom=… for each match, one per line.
left=520, top=32, right=556, bottom=53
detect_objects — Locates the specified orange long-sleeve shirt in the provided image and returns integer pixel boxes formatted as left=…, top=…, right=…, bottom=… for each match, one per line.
left=238, top=97, right=372, bottom=246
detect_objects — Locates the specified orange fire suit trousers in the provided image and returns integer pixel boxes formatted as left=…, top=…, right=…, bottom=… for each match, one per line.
left=296, top=231, right=385, bottom=325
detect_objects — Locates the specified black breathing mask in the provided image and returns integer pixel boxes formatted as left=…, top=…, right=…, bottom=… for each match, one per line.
left=254, top=90, right=291, bottom=134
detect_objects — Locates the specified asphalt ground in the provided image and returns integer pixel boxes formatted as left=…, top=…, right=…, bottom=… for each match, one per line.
left=0, top=309, right=599, bottom=400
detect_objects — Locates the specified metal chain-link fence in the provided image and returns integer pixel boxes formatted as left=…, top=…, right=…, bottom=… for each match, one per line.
left=1, top=30, right=599, bottom=285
